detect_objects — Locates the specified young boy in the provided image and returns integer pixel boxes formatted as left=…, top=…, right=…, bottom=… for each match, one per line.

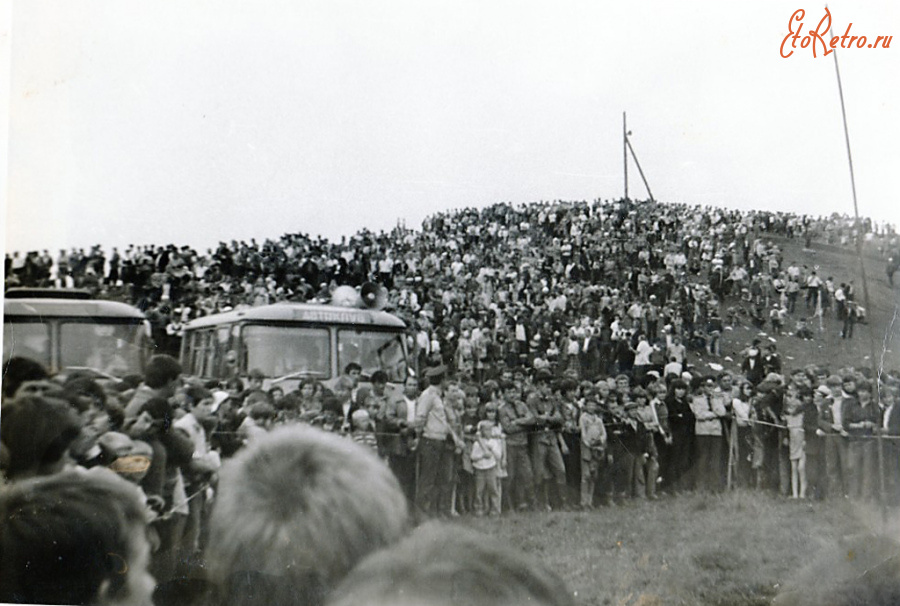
left=770, top=305, right=786, bottom=336
left=350, top=409, right=379, bottom=452
left=470, top=420, right=502, bottom=516
left=579, top=395, right=607, bottom=509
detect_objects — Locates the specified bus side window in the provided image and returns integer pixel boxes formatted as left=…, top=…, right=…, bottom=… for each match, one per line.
left=204, top=329, right=216, bottom=377
left=192, top=329, right=214, bottom=377
left=188, top=331, right=201, bottom=375
left=215, top=326, right=231, bottom=377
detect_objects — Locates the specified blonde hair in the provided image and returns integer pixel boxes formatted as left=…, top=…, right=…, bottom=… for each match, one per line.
left=207, top=425, right=409, bottom=606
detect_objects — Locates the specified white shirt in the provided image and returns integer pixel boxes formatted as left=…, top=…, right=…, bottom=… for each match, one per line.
left=405, top=396, right=417, bottom=425
left=635, top=340, right=653, bottom=366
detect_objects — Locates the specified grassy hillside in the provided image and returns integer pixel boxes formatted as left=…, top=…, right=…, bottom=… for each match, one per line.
left=461, top=491, right=897, bottom=606
left=697, top=236, right=899, bottom=380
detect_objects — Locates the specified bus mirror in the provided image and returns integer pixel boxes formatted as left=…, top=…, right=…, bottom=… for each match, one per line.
left=225, top=350, right=238, bottom=366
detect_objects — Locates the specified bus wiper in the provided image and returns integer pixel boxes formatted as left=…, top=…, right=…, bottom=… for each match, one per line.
left=62, top=366, right=122, bottom=383
left=271, top=370, right=326, bottom=384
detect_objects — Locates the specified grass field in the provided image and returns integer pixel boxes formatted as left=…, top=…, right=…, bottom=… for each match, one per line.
left=461, top=491, right=899, bottom=606
left=690, top=235, right=899, bottom=381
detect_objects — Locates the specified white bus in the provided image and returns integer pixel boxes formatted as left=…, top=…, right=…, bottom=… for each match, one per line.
left=3, top=288, right=153, bottom=379
left=179, top=301, right=409, bottom=390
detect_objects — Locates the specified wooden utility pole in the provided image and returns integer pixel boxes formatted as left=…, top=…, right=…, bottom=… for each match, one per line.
left=829, top=18, right=885, bottom=514
left=623, top=112, right=629, bottom=201
left=626, top=137, right=656, bottom=204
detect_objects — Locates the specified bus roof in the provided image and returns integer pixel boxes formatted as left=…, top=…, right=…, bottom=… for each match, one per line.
left=3, top=298, right=148, bottom=320
left=183, top=302, right=407, bottom=330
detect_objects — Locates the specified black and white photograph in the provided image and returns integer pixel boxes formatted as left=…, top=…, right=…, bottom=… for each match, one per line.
left=2, top=1, right=900, bottom=605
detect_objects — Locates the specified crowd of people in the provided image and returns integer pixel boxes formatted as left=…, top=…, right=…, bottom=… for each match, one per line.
left=0, top=355, right=576, bottom=606
left=2, top=348, right=900, bottom=604
left=2, top=198, right=899, bottom=605
left=4, top=199, right=899, bottom=365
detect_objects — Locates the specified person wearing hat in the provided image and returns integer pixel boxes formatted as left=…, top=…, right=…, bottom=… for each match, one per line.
left=498, top=381, right=537, bottom=512
left=529, top=391, right=567, bottom=511
left=414, top=365, right=456, bottom=517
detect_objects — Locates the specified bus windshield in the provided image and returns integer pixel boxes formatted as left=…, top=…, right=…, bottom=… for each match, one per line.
left=59, top=322, right=148, bottom=378
left=243, top=325, right=331, bottom=379
left=3, top=322, right=51, bottom=367
left=337, top=329, right=407, bottom=382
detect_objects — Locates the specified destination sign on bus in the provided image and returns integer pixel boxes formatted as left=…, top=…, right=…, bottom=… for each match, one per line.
left=291, top=309, right=374, bottom=324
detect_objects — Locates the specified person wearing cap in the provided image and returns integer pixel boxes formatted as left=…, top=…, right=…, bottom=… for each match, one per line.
left=842, top=380, right=880, bottom=500
left=498, top=382, right=537, bottom=512
left=529, top=391, right=567, bottom=511
left=415, top=365, right=456, bottom=517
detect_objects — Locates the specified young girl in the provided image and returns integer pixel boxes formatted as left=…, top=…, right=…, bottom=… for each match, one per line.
left=784, top=386, right=807, bottom=498
left=731, top=382, right=755, bottom=488
left=481, top=402, right=507, bottom=507
left=470, top=420, right=502, bottom=516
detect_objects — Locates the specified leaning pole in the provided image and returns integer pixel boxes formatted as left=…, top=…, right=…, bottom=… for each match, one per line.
left=828, top=17, right=886, bottom=516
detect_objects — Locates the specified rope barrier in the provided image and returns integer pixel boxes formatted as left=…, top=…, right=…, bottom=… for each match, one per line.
left=207, top=418, right=900, bottom=439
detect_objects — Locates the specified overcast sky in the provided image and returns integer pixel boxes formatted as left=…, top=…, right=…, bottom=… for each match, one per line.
left=4, top=0, right=899, bottom=254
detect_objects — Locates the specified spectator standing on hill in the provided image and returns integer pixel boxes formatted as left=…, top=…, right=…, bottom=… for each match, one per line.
left=841, top=301, right=858, bottom=339
left=663, top=379, right=694, bottom=492
left=742, top=340, right=765, bottom=386
left=499, top=381, right=537, bottom=512
left=382, top=376, right=419, bottom=506
left=415, top=366, right=455, bottom=518
left=690, top=378, right=728, bottom=492
left=842, top=380, right=879, bottom=500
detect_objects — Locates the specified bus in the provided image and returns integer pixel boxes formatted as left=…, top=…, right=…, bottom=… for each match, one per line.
left=2, top=288, right=154, bottom=379
left=179, top=301, right=409, bottom=391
